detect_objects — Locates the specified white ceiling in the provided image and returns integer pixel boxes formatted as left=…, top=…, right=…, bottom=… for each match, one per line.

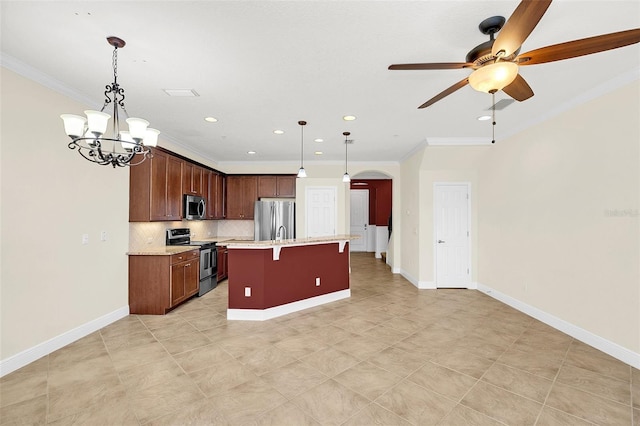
left=2, top=1, right=639, bottom=165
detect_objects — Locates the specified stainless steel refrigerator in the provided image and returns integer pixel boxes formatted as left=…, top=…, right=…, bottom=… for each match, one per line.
left=254, top=200, right=295, bottom=241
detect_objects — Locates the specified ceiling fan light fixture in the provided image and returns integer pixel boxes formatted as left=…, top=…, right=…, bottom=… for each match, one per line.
left=468, top=61, right=519, bottom=93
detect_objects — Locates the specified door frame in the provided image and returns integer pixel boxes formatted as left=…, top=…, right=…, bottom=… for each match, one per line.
left=433, top=182, right=472, bottom=289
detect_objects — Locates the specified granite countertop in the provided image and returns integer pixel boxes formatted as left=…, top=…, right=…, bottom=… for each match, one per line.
left=126, top=246, right=200, bottom=256
left=223, top=234, right=358, bottom=248
left=127, top=235, right=355, bottom=254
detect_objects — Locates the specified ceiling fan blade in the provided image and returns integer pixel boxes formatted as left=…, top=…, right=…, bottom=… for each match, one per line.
left=502, top=74, right=534, bottom=101
left=492, top=0, right=552, bottom=58
left=389, top=62, right=473, bottom=70
left=516, top=28, right=640, bottom=66
left=418, top=78, right=469, bottom=109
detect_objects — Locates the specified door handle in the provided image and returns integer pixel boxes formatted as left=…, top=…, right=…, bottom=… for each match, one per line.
left=437, top=240, right=445, bottom=244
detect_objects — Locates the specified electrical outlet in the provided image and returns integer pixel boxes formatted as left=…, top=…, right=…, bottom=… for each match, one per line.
left=315, top=277, right=320, bottom=286
left=244, top=287, right=251, bottom=297
left=100, top=231, right=108, bottom=241
left=82, top=234, right=89, bottom=245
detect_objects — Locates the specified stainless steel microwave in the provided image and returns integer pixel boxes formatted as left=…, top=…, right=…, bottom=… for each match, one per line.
left=184, top=195, right=206, bottom=220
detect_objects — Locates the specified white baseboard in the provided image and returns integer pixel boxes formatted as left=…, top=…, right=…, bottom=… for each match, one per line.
left=227, top=289, right=351, bottom=321
left=419, top=281, right=436, bottom=289
left=0, top=306, right=130, bottom=378
left=400, top=269, right=418, bottom=287
left=477, top=283, right=640, bottom=369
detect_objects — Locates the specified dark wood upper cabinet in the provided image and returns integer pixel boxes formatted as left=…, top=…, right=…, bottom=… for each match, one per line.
left=130, top=149, right=183, bottom=222
left=205, top=171, right=226, bottom=220
left=182, top=162, right=204, bottom=196
left=257, top=175, right=296, bottom=198
left=226, top=176, right=257, bottom=219
left=215, top=174, right=225, bottom=219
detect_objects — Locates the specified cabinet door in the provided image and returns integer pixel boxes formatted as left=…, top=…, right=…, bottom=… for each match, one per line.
left=215, top=174, right=225, bottom=219
left=183, top=163, right=204, bottom=196
left=217, top=249, right=225, bottom=281
left=277, top=176, right=296, bottom=198
left=258, top=176, right=277, bottom=198
left=170, top=262, right=186, bottom=305
left=225, top=176, right=244, bottom=219
left=166, top=156, right=183, bottom=220
left=149, top=151, right=169, bottom=221
left=242, top=176, right=258, bottom=219
left=193, top=166, right=204, bottom=196
left=205, top=170, right=214, bottom=219
left=184, top=259, right=200, bottom=297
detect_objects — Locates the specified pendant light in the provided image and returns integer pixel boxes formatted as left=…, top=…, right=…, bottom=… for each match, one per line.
left=297, top=120, right=307, bottom=178
left=342, top=131, right=351, bottom=183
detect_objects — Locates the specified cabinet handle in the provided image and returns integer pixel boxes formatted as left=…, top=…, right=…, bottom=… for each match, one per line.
left=185, top=263, right=191, bottom=267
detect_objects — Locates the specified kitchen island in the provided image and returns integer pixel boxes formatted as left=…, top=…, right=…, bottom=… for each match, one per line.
left=220, top=236, right=355, bottom=320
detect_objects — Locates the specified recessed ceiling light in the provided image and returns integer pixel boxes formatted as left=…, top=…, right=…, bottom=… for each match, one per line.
left=163, top=89, right=199, bottom=97
left=273, top=129, right=285, bottom=135
left=343, top=115, right=357, bottom=121
left=314, top=138, right=324, bottom=143
left=204, top=117, right=218, bottom=123
left=314, top=151, right=323, bottom=155
left=247, top=150, right=256, bottom=155
left=477, top=115, right=492, bottom=121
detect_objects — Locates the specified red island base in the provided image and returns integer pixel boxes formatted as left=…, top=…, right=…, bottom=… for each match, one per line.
left=226, top=241, right=350, bottom=320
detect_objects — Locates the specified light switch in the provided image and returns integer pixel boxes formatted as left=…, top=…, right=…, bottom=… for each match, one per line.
left=82, top=234, right=89, bottom=245
left=244, top=287, right=251, bottom=297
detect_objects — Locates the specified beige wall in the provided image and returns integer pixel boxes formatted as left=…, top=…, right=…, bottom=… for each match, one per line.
left=399, top=150, right=423, bottom=282
left=1, top=69, right=130, bottom=360
left=477, top=81, right=640, bottom=353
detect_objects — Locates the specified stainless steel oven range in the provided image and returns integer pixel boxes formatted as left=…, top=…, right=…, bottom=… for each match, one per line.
left=166, top=228, right=217, bottom=296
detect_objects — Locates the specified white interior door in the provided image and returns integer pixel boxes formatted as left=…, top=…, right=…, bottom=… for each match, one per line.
left=306, top=187, right=336, bottom=237
left=434, top=183, right=471, bottom=288
left=350, top=189, right=368, bottom=252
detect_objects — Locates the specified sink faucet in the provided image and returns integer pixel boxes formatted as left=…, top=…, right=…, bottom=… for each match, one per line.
left=276, top=225, right=286, bottom=241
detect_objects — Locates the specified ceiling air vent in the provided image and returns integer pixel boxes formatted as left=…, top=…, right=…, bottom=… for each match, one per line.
left=486, top=99, right=515, bottom=111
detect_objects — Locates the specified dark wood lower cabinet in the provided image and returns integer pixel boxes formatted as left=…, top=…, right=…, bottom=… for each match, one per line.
left=129, top=250, right=200, bottom=314
left=217, top=247, right=228, bottom=281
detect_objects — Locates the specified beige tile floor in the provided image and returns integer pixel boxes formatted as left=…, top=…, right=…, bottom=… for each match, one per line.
left=1, top=253, right=638, bottom=425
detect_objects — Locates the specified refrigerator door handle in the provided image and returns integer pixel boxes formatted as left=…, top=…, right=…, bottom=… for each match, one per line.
left=270, top=203, right=275, bottom=240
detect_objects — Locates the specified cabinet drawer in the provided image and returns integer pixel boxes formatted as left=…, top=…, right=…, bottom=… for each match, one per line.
left=171, top=250, right=199, bottom=264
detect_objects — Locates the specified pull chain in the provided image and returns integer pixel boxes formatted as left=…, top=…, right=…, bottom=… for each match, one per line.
left=492, top=91, right=496, bottom=144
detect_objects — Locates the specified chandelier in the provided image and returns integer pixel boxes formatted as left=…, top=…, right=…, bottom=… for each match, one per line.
left=60, top=36, right=159, bottom=168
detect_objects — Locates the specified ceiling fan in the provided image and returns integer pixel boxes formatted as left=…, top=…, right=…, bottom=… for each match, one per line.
left=389, top=0, right=640, bottom=109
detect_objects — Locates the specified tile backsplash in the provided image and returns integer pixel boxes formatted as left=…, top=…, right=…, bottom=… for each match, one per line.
left=129, top=220, right=254, bottom=250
